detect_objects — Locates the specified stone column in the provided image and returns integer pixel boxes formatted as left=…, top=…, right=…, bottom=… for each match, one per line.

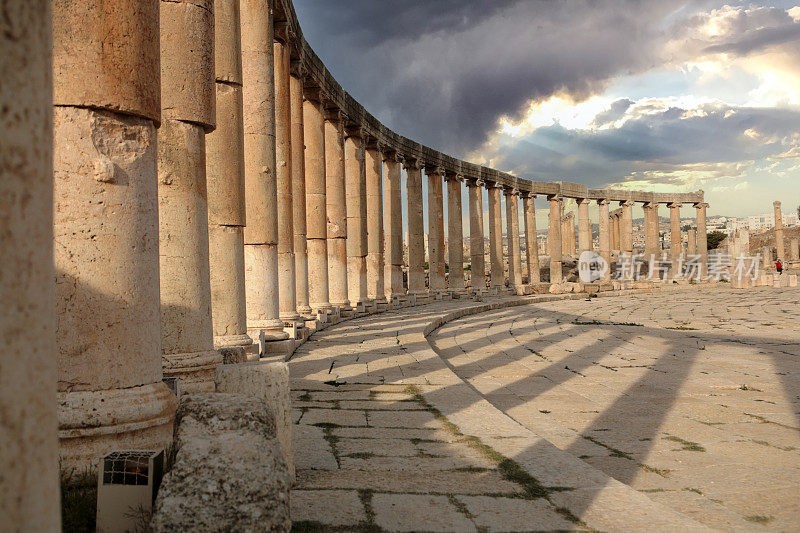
left=426, top=167, right=446, bottom=293
left=548, top=195, right=563, bottom=284
left=324, top=110, right=350, bottom=310
left=522, top=193, right=540, bottom=284
left=291, top=63, right=313, bottom=319
left=610, top=213, right=619, bottom=252
left=643, top=202, right=659, bottom=257
left=365, top=139, right=386, bottom=304
left=466, top=178, right=486, bottom=292
left=344, top=127, right=369, bottom=309
left=696, top=202, right=709, bottom=277
left=791, top=239, right=800, bottom=261
left=669, top=203, right=682, bottom=277
left=405, top=159, right=426, bottom=295
left=774, top=201, right=785, bottom=260
left=487, top=181, right=505, bottom=288
left=562, top=212, right=575, bottom=257
left=504, top=188, right=523, bottom=293
left=383, top=151, right=405, bottom=300
left=158, top=0, right=222, bottom=391
left=621, top=201, right=634, bottom=256
left=1, top=1, right=59, bottom=526
left=206, top=0, right=252, bottom=352
left=274, top=31, right=302, bottom=327
left=240, top=0, right=287, bottom=347
left=445, top=172, right=466, bottom=294
left=577, top=198, right=591, bottom=252
left=53, top=0, right=177, bottom=469
left=687, top=228, right=697, bottom=256
left=598, top=199, right=611, bottom=281
left=303, top=90, right=332, bottom=314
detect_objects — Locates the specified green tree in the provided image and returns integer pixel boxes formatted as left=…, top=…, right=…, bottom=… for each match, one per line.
left=706, top=230, right=726, bottom=250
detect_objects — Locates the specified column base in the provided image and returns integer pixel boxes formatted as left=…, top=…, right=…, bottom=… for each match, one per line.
left=58, top=382, right=177, bottom=473
left=162, top=349, right=223, bottom=393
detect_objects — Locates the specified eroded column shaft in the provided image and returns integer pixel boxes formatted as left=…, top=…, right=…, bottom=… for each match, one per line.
left=687, top=228, right=697, bottom=256
left=577, top=199, right=591, bottom=252
left=669, top=204, right=682, bottom=275
left=53, top=0, right=176, bottom=469
left=240, top=0, right=286, bottom=341
left=291, top=68, right=312, bottom=317
left=383, top=153, right=405, bottom=299
left=548, top=196, right=563, bottom=284
left=274, top=37, right=300, bottom=324
left=1, top=1, right=59, bottom=527
left=427, top=169, right=446, bottom=292
left=505, top=190, right=523, bottom=290
left=406, top=161, right=426, bottom=294
left=487, top=183, right=504, bottom=288
left=598, top=200, right=611, bottom=281
left=446, top=175, right=465, bottom=292
left=696, top=203, right=709, bottom=277
left=365, top=144, right=386, bottom=302
left=774, top=201, right=785, bottom=259
left=467, top=179, right=486, bottom=291
left=324, top=111, right=350, bottom=309
left=523, top=194, right=540, bottom=284
left=158, top=0, right=221, bottom=390
left=304, top=95, right=331, bottom=312
left=206, top=0, right=251, bottom=351
left=621, top=201, right=634, bottom=255
left=643, top=203, right=659, bottom=257
left=345, top=132, right=368, bottom=306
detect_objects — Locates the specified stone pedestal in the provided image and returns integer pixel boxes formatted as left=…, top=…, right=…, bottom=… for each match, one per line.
left=158, top=0, right=222, bottom=392
left=405, top=159, right=426, bottom=295
left=1, top=1, right=60, bottom=526
left=548, top=195, right=563, bottom=284
left=344, top=128, right=369, bottom=307
left=466, top=178, right=486, bottom=292
left=383, top=151, right=405, bottom=300
left=487, top=182, right=504, bottom=288
left=522, top=192, right=540, bottom=284
left=427, top=167, right=446, bottom=293
left=324, top=110, right=351, bottom=310
left=53, top=0, right=177, bottom=470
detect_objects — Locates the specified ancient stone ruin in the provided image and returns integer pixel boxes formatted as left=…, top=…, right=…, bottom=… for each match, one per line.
left=3, top=0, right=798, bottom=531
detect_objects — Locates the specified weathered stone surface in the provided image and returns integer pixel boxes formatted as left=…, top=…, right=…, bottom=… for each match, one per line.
left=215, top=362, right=293, bottom=479
left=152, top=393, right=290, bottom=532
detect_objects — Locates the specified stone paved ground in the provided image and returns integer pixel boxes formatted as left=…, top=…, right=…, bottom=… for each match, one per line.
left=431, top=286, right=800, bottom=531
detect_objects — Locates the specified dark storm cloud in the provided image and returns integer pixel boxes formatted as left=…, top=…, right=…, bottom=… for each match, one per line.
left=490, top=104, right=800, bottom=188
left=293, top=0, right=687, bottom=156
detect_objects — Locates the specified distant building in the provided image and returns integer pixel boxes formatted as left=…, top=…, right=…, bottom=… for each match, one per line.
left=747, top=211, right=799, bottom=231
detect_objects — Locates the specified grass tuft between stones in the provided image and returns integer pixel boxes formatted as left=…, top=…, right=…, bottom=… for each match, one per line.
left=61, top=469, right=97, bottom=533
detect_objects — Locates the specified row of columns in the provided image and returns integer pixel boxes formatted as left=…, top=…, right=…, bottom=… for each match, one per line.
left=1, top=2, right=712, bottom=525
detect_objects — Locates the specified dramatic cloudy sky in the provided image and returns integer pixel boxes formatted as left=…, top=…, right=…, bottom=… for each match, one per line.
left=294, top=0, right=800, bottom=218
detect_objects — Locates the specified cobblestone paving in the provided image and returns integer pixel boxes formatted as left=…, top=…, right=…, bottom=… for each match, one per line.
left=430, top=286, right=800, bottom=531
left=289, top=300, right=587, bottom=532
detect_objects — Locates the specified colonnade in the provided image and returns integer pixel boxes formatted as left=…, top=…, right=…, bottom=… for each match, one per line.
left=0, top=0, right=709, bottom=527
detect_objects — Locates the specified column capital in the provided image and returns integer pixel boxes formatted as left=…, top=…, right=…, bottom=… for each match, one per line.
left=484, top=179, right=501, bottom=190
left=274, top=20, right=293, bottom=45
left=464, top=176, right=483, bottom=188
left=547, top=193, right=561, bottom=201
left=667, top=202, right=682, bottom=209
left=774, top=200, right=782, bottom=208
left=364, top=136, right=384, bottom=152
left=303, top=86, right=326, bottom=103
left=381, top=148, right=402, bottom=164
left=519, top=190, right=536, bottom=199
left=424, top=165, right=445, bottom=177
left=620, top=200, right=635, bottom=207
left=694, top=202, right=709, bottom=209
left=502, top=185, right=519, bottom=197
left=290, top=59, right=307, bottom=80
left=596, top=198, right=610, bottom=206
left=443, top=170, right=462, bottom=183
left=323, top=107, right=345, bottom=124
left=642, top=202, right=656, bottom=209
left=575, top=197, right=589, bottom=205
left=344, top=124, right=366, bottom=139
left=402, top=157, right=423, bottom=171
